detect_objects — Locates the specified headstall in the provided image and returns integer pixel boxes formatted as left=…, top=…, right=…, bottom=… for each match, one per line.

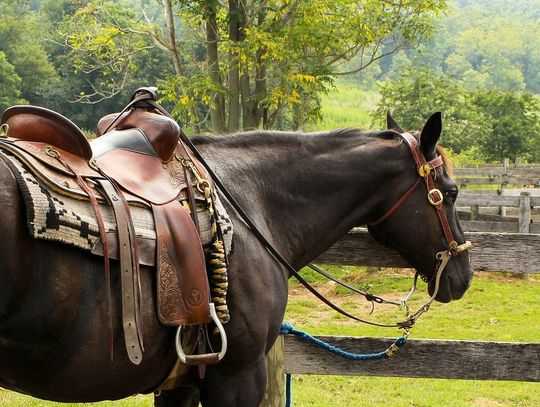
left=368, top=132, right=472, bottom=327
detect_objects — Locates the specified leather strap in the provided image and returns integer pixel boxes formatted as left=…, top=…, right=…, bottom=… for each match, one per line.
left=370, top=178, right=422, bottom=225
left=49, top=150, right=114, bottom=359
left=400, top=133, right=457, bottom=254
left=97, top=178, right=144, bottom=365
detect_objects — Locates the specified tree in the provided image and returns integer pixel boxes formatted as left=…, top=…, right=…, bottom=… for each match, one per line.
left=60, top=0, right=448, bottom=132
left=374, top=67, right=540, bottom=162
left=373, top=68, right=490, bottom=154
left=472, top=91, right=540, bottom=162
left=0, top=51, right=26, bottom=111
left=0, top=3, right=59, bottom=108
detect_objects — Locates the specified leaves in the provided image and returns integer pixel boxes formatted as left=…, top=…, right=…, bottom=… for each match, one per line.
left=373, top=67, right=540, bottom=162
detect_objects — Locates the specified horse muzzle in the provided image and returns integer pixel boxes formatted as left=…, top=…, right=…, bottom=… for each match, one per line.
left=428, top=241, right=473, bottom=303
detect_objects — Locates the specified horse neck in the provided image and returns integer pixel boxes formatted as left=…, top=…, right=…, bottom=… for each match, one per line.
left=196, top=129, right=407, bottom=269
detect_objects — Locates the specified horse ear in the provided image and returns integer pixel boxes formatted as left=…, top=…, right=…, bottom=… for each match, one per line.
left=386, top=110, right=404, bottom=132
left=420, top=112, right=442, bottom=155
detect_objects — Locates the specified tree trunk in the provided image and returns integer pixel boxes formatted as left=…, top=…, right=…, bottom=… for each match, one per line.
left=205, top=0, right=226, bottom=133
left=227, top=0, right=241, bottom=132
left=254, top=9, right=267, bottom=128
left=163, top=0, right=201, bottom=133
left=234, top=4, right=256, bottom=130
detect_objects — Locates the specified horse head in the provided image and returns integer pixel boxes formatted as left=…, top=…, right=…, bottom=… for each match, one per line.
left=368, top=112, right=473, bottom=303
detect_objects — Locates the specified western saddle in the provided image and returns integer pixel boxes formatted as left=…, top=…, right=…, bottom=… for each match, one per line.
left=0, top=88, right=228, bottom=367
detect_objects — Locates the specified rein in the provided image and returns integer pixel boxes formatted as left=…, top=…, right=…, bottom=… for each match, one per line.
left=179, top=128, right=471, bottom=332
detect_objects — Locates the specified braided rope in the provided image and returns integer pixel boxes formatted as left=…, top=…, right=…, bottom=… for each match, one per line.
left=207, top=239, right=230, bottom=324
left=280, top=322, right=407, bottom=406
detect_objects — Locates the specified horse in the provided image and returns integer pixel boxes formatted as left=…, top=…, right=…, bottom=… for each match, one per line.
left=0, top=112, right=472, bottom=406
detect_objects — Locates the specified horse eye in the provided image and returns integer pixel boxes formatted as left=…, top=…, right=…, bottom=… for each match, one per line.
left=446, top=187, right=458, bottom=202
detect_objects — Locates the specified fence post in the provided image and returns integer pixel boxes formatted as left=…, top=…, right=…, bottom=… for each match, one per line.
left=518, top=192, right=531, bottom=279
left=260, top=335, right=285, bottom=407
left=471, top=204, right=479, bottom=220
left=518, top=192, right=531, bottom=233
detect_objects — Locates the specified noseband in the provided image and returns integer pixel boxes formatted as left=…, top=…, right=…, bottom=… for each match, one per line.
left=369, top=132, right=472, bottom=318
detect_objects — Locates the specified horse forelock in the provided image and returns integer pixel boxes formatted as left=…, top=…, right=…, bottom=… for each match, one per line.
left=436, top=145, right=454, bottom=176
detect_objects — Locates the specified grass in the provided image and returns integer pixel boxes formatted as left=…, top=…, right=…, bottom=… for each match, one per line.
left=304, top=81, right=380, bottom=131
left=285, top=270, right=540, bottom=407
left=2, top=271, right=538, bottom=406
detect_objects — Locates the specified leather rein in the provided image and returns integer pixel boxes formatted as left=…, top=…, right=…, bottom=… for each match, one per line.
left=177, top=125, right=471, bottom=331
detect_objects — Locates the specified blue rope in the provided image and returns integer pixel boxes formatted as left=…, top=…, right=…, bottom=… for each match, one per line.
left=280, top=322, right=406, bottom=360
left=280, top=322, right=407, bottom=406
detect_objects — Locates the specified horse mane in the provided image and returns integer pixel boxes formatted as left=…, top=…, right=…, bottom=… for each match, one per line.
left=192, top=128, right=453, bottom=174
left=192, top=127, right=398, bottom=148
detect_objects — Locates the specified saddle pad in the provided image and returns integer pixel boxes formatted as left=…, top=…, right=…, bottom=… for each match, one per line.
left=2, top=153, right=233, bottom=255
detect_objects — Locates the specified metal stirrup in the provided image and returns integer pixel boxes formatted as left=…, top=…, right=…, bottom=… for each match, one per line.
left=175, top=303, right=228, bottom=365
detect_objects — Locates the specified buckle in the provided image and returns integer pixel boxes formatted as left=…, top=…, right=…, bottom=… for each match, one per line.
left=427, top=188, right=444, bottom=206
left=0, top=123, right=8, bottom=138
left=418, top=163, right=431, bottom=177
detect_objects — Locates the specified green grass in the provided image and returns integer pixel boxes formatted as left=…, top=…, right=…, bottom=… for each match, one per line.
left=284, top=270, right=540, bottom=407
left=0, top=393, right=152, bottom=407
left=305, top=81, right=380, bottom=131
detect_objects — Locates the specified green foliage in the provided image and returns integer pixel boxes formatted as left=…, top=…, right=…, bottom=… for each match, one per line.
left=472, top=90, right=540, bottom=162
left=0, top=51, right=26, bottom=111
left=373, top=67, right=490, bottom=153
left=401, top=0, right=540, bottom=93
left=0, top=4, right=59, bottom=107
left=373, top=67, right=540, bottom=162
left=58, top=1, right=156, bottom=102
left=48, top=0, right=447, bottom=131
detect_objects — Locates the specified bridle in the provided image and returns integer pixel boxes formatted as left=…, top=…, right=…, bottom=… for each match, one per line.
left=368, top=131, right=472, bottom=326
left=371, top=132, right=466, bottom=256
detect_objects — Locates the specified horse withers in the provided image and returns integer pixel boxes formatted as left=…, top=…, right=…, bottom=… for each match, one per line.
left=0, top=111, right=472, bottom=406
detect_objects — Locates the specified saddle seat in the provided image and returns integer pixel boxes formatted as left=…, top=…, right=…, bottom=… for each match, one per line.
left=1, top=90, right=193, bottom=205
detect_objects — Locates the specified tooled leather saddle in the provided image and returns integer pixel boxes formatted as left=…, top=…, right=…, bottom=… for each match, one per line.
left=0, top=88, right=227, bottom=366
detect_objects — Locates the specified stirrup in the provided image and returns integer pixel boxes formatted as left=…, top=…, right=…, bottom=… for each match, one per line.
left=175, top=303, right=228, bottom=365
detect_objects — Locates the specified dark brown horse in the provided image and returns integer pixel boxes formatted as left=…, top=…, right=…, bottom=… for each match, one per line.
left=0, top=113, right=472, bottom=406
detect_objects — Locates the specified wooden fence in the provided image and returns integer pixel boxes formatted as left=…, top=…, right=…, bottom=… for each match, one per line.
left=453, top=160, right=540, bottom=188
left=457, top=190, right=539, bottom=233
left=261, top=227, right=540, bottom=406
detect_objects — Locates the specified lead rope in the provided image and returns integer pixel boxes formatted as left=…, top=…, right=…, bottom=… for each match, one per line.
left=280, top=241, right=471, bottom=407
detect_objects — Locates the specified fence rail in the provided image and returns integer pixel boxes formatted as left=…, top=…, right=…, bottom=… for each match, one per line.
left=454, top=161, right=540, bottom=178
left=453, top=161, right=540, bottom=187
left=283, top=335, right=540, bottom=382
left=316, top=228, right=540, bottom=274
